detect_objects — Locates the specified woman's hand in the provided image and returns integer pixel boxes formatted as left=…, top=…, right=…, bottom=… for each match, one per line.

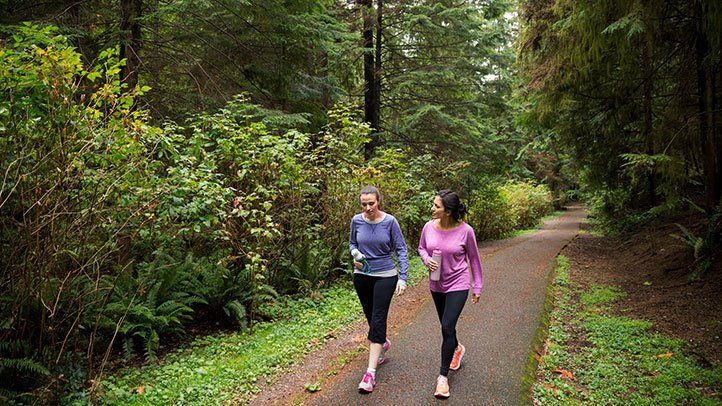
left=427, top=258, right=439, bottom=272
left=353, top=260, right=363, bottom=269
left=395, top=280, right=407, bottom=296
left=471, top=294, right=481, bottom=304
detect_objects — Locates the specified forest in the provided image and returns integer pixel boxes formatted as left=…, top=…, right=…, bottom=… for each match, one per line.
left=0, top=0, right=720, bottom=404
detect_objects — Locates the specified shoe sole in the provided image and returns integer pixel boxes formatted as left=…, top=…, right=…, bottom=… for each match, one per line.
left=434, top=392, right=450, bottom=399
left=449, top=345, right=465, bottom=371
left=359, top=387, right=374, bottom=394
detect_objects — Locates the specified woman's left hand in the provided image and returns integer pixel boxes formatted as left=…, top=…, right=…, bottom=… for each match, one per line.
left=471, top=294, right=480, bottom=304
left=395, top=280, right=407, bottom=296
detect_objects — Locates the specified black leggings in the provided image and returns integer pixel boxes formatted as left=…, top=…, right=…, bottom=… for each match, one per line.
left=431, top=289, right=468, bottom=376
left=353, top=273, right=398, bottom=344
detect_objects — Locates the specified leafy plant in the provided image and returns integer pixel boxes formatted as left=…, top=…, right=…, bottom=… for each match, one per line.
left=0, top=340, right=50, bottom=403
left=99, top=251, right=206, bottom=361
left=672, top=203, right=721, bottom=280
left=281, top=238, right=345, bottom=300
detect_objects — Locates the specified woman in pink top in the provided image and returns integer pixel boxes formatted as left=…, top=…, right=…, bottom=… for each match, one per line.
left=418, top=190, right=483, bottom=399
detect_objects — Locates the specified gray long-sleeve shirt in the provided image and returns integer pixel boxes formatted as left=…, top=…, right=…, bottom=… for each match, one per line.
left=349, top=213, right=409, bottom=281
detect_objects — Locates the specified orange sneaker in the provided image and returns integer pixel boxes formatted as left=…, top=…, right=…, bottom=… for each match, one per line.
left=449, top=343, right=465, bottom=370
left=434, top=375, right=450, bottom=398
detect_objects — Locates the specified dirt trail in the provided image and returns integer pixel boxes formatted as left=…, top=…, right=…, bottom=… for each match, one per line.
left=253, top=206, right=585, bottom=405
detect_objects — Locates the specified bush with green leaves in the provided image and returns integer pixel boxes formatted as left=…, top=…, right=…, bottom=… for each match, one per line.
left=0, top=24, right=163, bottom=398
left=466, top=183, right=515, bottom=239
left=467, top=180, right=553, bottom=240
left=500, top=181, right=553, bottom=229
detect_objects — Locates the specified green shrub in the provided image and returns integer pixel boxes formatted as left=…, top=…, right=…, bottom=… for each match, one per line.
left=500, top=181, right=553, bottom=229
left=467, top=181, right=553, bottom=240
left=0, top=24, right=161, bottom=396
left=466, top=183, right=515, bottom=239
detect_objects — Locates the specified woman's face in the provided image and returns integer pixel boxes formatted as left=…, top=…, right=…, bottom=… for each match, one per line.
left=431, top=196, right=448, bottom=220
left=360, top=193, right=379, bottom=218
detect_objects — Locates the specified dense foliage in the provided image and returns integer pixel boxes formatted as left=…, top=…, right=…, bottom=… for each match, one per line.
left=518, top=0, right=722, bottom=218
left=0, top=10, right=554, bottom=401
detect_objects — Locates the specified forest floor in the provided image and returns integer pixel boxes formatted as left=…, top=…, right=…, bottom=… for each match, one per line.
left=568, top=215, right=721, bottom=366
left=531, top=213, right=722, bottom=404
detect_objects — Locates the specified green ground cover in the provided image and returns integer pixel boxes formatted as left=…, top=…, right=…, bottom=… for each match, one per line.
left=534, top=256, right=722, bottom=405
left=98, top=258, right=427, bottom=405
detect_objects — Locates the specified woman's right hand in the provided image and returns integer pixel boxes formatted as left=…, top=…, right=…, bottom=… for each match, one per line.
left=353, top=260, right=363, bottom=269
left=427, top=258, right=439, bottom=272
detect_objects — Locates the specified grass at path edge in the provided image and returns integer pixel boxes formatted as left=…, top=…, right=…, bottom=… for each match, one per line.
left=529, top=255, right=722, bottom=405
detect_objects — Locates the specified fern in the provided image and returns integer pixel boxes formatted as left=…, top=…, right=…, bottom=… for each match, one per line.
left=0, top=357, right=50, bottom=377
left=0, top=339, right=50, bottom=402
left=672, top=223, right=704, bottom=259
left=671, top=203, right=722, bottom=280
left=99, top=249, right=204, bottom=361
left=224, top=300, right=247, bottom=327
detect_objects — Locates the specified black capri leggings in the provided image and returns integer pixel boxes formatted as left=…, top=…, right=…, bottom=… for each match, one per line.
left=431, top=289, right=468, bottom=376
left=353, top=273, right=398, bottom=344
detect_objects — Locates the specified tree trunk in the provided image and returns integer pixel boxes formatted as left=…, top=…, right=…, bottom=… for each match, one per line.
left=120, top=0, right=142, bottom=91
left=642, top=33, right=656, bottom=206
left=361, top=0, right=380, bottom=160
left=373, top=0, right=382, bottom=131
left=696, top=10, right=720, bottom=209
left=695, top=3, right=722, bottom=208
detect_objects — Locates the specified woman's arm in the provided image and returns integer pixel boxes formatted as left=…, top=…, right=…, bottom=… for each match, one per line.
left=349, top=217, right=358, bottom=253
left=417, top=222, right=432, bottom=265
left=466, top=226, right=483, bottom=295
left=390, top=218, right=409, bottom=281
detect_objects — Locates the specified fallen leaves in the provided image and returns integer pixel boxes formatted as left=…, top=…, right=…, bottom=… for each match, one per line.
left=552, top=369, right=576, bottom=381
left=543, top=382, right=557, bottom=391
left=656, top=352, right=673, bottom=359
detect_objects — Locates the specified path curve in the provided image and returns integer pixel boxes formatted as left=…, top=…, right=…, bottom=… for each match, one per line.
left=300, top=206, right=585, bottom=405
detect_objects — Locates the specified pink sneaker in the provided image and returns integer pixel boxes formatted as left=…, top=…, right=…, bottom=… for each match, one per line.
left=378, top=338, right=391, bottom=365
left=358, top=371, right=376, bottom=393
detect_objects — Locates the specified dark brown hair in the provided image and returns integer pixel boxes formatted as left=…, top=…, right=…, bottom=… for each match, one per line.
left=438, top=189, right=467, bottom=221
left=359, top=185, right=382, bottom=207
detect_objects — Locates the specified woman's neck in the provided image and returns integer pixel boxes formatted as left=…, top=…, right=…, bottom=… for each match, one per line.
left=364, top=211, right=384, bottom=222
left=438, top=217, right=459, bottom=230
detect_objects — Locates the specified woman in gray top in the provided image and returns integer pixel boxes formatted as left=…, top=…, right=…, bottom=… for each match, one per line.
left=349, top=185, right=409, bottom=393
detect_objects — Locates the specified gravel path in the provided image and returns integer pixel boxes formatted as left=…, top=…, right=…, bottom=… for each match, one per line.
left=302, top=206, right=585, bottom=405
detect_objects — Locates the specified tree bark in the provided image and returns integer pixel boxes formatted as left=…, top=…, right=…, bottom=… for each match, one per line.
left=373, top=0, right=382, bottom=129
left=642, top=33, right=656, bottom=206
left=120, top=0, right=142, bottom=91
left=361, top=0, right=380, bottom=160
left=696, top=5, right=720, bottom=208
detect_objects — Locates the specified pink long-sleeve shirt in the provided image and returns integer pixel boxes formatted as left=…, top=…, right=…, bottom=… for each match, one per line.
left=418, top=220, right=483, bottom=295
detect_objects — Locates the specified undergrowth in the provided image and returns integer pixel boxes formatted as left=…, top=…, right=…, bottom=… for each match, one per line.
left=96, top=258, right=426, bottom=405
left=533, top=255, right=722, bottom=405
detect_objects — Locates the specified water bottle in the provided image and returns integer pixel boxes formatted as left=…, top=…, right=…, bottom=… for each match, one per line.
left=351, top=249, right=372, bottom=273
left=430, top=249, right=442, bottom=281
